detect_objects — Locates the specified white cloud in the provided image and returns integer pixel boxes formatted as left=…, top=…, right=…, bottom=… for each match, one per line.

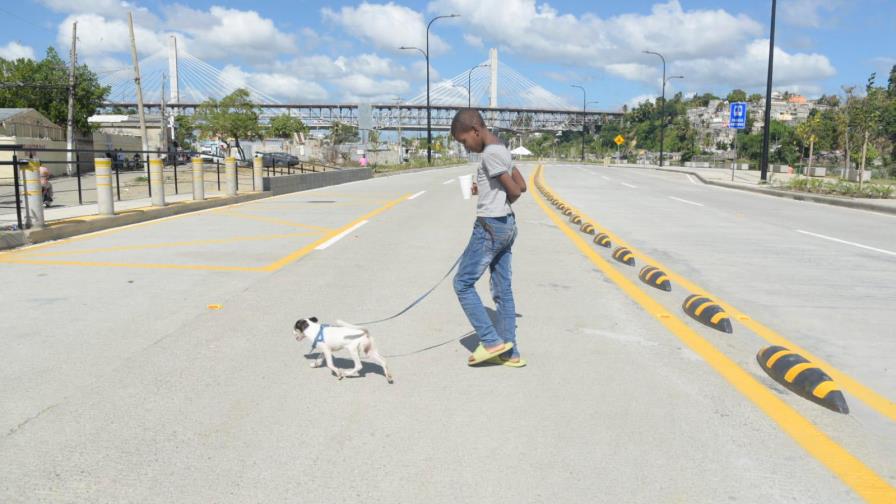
left=57, top=14, right=166, bottom=59
left=55, top=6, right=295, bottom=63
left=626, top=94, right=657, bottom=108
left=0, top=41, right=36, bottom=60
left=217, top=65, right=328, bottom=102
left=322, top=2, right=450, bottom=54
left=428, top=0, right=836, bottom=94
left=182, top=6, right=296, bottom=60
left=463, top=33, right=483, bottom=48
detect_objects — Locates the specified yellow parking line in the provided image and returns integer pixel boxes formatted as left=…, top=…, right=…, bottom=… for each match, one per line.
left=262, top=193, right=410, bottom=272
left=540, top=166, right=896, bottom=423
left=215, top=210, right=336, bottom=232
left=13, top=231, right=320, bottom=258
left=532, top=167, right=896, bottom=503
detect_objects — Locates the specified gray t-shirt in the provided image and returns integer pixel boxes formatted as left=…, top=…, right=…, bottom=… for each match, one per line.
left=476, top=144, right=513, bottom=217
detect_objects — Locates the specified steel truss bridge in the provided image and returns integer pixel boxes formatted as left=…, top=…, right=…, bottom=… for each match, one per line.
left=100, top=102, right=621, bottom=132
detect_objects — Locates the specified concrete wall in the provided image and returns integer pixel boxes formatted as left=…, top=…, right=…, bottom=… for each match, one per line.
left=262, top=168, right=372, bottom=196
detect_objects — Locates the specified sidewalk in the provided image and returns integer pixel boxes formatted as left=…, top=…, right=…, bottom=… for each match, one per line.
left=611, top=163, right=896, bottom=215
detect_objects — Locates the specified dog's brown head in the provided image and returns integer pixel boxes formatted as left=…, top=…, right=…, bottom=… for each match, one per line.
left=293, top=317, right=319, bottom=342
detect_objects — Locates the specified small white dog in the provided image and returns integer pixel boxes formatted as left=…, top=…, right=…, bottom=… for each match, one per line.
left=293, top=317, right=393, bottom=383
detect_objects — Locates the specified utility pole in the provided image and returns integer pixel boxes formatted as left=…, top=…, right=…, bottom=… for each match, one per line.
left=128, top=12, right=149, bottom=155
left=65, top=21, right=77, bottom=177
left=571, top=84, right=586, bottom=162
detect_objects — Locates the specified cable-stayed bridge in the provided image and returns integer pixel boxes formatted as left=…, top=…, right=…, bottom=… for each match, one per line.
left=100, top=40, right=619, bottom=132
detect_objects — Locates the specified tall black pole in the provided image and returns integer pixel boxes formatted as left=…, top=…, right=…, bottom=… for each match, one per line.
left=657, top=58, right=667, bottom=167
left=571, top=85, right=586, bottom=162
left=759, top=0, right=777, bottom=183
left=426, top=22, right=432, bottom=164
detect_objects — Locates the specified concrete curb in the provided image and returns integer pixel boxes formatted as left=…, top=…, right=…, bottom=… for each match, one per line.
left=621, top=165, right=896, bottom=216
left=3, top=192, right=270, bottom=251
left=372, top=163, right=469, bottom=178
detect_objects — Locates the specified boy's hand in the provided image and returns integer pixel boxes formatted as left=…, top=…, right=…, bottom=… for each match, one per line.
left=471, top=182, right=478, bottom=195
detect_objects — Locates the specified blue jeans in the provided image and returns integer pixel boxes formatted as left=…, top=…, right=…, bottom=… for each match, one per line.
left=453, top=214, right=518, bottom=358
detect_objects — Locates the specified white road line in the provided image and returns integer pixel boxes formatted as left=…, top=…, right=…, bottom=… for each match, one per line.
left=443, top=179, right=454, bottom=184
left=408, top=190, right=427, bottom=200
left=796, top=229, right=896, bottom=257
left=316, top=221, right=368, bottom=250
left=621, top=182, right=637, bottom=189
left=687, top=175, right=698, bottom=185
left=602, top=176, right=612, bottom=181
left=668, top=196, right=705, bottom=207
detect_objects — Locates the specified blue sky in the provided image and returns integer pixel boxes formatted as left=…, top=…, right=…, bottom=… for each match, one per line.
left=1, top=0, right=894, bottom=110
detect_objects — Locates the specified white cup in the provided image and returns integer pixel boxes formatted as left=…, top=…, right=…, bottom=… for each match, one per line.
left=458, top=174, right=473, bottom=199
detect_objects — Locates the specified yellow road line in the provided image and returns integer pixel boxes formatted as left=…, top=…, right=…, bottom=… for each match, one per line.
left=215, top=210, right=336, bottom=232
left=12, top=231, right=320, bottom=258
left=532, top=167, right=896, bottom=503
left=0, top=258, right=262, bottom=272
left=0, top=196, right=267, bottom=257
left=542, top=166, right=896, bottom=423
left=261, top=193, right=410, bottom=272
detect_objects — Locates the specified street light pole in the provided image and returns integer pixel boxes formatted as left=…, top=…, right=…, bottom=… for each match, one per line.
left=424, top=14, right=459, bottom=164
left=759, top=0, right=777, bottom=183
left=468, top=63, right=488, bottom=108
left=571, top=84, right=586, bottom=162
left=643, top=50, right=667, bottom=166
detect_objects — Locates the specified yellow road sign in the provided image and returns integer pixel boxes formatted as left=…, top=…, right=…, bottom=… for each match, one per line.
left=614, top=135, right=625, bottom=146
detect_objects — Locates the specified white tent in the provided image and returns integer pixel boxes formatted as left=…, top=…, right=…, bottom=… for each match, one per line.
left=510, top=146, right=532, bottom=157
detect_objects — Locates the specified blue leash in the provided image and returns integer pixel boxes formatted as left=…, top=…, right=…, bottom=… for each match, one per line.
left=354, top=253, right=463, bottom=326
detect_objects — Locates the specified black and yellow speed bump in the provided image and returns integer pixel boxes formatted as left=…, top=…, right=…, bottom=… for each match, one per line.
left=562, top=207, right=574, bottom=216
left=638, top=266, right=672, bottom=292
left=570, top=214, right=583, bottom=225
left=612, top=246, right=635, bottom=266
left=593, top=233, right=611, bottom=248
left=557, top=203, right=568, bottom=211
left=682, top=294, right=732, bottom=333
left=580, top=222, right=595, bottom=234
left=756, top=346, right=849, bottom=414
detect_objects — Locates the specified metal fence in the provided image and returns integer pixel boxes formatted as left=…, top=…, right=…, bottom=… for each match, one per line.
left=0, top=145, right=335, bottom=230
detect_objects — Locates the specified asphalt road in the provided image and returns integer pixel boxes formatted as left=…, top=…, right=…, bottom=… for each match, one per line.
left=0, top=162, right=893, bottom=503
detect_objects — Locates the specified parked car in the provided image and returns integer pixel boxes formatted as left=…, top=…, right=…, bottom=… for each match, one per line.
left=258, top=152, right=299, bottom=168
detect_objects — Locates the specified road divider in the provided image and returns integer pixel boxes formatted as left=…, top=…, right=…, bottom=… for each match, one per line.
left=570, top=214, right=583, bottom=225
left=757, top=346, right=849, bottom=414
left=612, top=246, right=635, bottom=266
left=682, top=294, right=733, bottom=334
left=638, top=266, right=672, bottom=292
left=580, top=222, right=596, bottom=235
left=593, top=233, right=611, bottom=248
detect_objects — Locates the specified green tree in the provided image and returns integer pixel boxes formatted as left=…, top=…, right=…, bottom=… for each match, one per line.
left=795, top=111, right=822, bottom=174
left=0, top=46, right=109, bottom=131
left=747, top=93, right=763, bottom=105
left=194, top=88, right=262, bottom=158
left=329, top=122, right=359, bottom=144
left=173, top=115, right=195, bottom=150
left=726, top=89, right=747, bottom=103
left=267, top=114, right=308, bottom=139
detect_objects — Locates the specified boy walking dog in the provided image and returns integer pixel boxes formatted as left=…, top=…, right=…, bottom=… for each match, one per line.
left=450, top=109, right=528, bottom=367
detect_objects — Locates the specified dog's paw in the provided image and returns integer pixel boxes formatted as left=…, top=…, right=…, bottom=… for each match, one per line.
left=334, top=370, right=344, bottom=380
left=309, top=361, right=322, bottom=368
left=344, top=370, right=361, bottom=378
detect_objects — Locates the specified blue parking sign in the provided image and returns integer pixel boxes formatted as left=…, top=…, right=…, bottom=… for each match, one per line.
left=729, top=102, right=747, bottom=129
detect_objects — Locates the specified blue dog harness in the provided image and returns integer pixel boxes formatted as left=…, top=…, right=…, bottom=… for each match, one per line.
left=310, top=324, right=329, bottom=352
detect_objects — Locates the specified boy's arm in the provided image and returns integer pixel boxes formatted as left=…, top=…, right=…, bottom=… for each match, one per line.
left=511, top=167, right=527, bottom=193
left=497, top=172, right=522, bottom=204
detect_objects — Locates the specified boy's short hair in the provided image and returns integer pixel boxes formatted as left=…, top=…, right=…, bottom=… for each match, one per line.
left=451, top=108, right=486, bottom=137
